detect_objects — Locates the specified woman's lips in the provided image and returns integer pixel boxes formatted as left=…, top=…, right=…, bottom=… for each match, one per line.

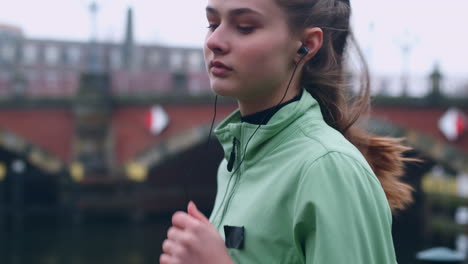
left=211, top=66, right=232, bottom=77
left=210, top=61, right=233, bottom=77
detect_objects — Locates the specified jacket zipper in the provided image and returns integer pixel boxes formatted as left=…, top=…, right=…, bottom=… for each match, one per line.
left=217, top=136, right=242, bottom=228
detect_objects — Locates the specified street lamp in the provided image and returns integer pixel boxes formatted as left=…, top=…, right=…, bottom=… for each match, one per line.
left=11, top=159, right=26, bottom=174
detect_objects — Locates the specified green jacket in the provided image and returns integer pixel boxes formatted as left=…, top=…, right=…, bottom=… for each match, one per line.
left=210, top=91, right=397, bottom=263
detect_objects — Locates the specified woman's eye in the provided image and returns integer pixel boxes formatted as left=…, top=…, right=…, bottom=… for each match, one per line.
left=207, top=24, right=219, bottom=31
left=237, top=26, right=254, bottom=34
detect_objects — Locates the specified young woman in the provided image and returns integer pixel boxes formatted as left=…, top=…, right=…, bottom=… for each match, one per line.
left=160, top=0, right=413, bottom=263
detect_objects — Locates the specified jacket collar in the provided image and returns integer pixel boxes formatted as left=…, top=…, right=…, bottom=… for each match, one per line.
left=214, top=90, right=322, bottom=166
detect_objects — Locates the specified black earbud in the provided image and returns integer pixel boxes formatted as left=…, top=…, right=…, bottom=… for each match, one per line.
left=297, top=44, right=309, bottom=56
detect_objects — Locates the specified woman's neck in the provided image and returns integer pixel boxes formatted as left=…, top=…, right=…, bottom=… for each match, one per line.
left=238, top=84, right=301, bottom=116
left=241, top=90, right=303, bottom=125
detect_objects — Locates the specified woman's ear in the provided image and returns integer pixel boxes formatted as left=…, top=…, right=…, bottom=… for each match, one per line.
left=300, top=27, right=323, bottom=60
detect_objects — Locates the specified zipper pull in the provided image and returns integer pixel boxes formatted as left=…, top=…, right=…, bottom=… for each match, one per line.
left=227, top=138, right=236, bottom=172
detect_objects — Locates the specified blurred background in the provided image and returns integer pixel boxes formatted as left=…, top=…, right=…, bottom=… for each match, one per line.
left=0, top=0, right=466, bottom=263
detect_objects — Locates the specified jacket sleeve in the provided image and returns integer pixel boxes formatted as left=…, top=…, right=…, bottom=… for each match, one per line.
left=292, top=152, right=397, bottom=264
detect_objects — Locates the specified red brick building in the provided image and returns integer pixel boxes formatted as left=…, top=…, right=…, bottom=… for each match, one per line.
left=0, top=9, right=210, bottom=98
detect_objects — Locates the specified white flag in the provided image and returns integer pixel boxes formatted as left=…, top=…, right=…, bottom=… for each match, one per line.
left=145, top=105, right=169, bottom=135
left=438, top=108, right=466, bottom=141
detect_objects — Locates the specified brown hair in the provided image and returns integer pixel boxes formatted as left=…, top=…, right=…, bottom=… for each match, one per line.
left=276, top=0, right=414, bottom=212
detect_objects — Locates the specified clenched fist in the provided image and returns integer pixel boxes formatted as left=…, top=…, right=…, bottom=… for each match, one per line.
left=160, top=201, right=234, bottom=264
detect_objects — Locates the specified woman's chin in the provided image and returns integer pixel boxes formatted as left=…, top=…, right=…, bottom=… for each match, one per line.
left=210, top=83, right=239, bottom=98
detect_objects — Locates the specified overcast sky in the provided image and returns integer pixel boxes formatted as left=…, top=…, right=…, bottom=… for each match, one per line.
left=0, top=0, right=467, bottom=80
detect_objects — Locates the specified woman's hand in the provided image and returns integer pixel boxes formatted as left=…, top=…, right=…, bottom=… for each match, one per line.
left=160, top=201, right=233, bottom=264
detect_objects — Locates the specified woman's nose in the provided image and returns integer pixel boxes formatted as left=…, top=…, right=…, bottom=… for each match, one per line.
left=205, top=27, right=230, bottom=55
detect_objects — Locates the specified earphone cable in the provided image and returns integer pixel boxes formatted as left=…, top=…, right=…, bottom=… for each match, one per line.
left=212, top=53, right=308, bottom=227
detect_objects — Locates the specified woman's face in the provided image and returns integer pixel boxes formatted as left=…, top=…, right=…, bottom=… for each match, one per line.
left=204, top=0, right=299, bottom=109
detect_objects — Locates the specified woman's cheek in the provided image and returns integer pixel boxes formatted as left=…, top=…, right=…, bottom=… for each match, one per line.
left=238, top=51, right=274, bottom=81
left=245, top=39, right=287, bottom=70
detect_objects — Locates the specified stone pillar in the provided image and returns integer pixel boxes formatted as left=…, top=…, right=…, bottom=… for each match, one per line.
left=72, top=72, right=113, bottom=178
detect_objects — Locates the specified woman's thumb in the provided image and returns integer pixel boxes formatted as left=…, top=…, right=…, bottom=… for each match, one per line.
left=188, top=201, right=209, bottom=223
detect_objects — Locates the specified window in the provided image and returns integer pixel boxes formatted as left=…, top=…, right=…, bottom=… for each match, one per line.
left=23, top=43, right=37, bottom=65
left=147, top=50, right=161, bottom=68
left=169, top=51, right=183, bottom=71
left=67, top=45, right=81, bottom=66
left=110, top=48, right=121, bottom=69
left=1, top=43, right=15, bottom=63
left=45, top=45, right=60, bottom=66
left=188, top=51, right=202, bottom=72
left=173, top=72, right=187, bottom=91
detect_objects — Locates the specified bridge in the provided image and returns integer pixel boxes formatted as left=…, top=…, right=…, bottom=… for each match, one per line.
left=0, top=72, right=465, bottom=213
left=0, top=96, right=466, bottom=173
left=0, top=72, right=466, bottom=199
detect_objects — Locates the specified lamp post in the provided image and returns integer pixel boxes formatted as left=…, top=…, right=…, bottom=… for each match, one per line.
left=87, top=1, right=102, bottom=73
left=396, top=30, right=419, bottom=97
left=11, top=159, right=26, bottom=229
left=9, top=159, right=26, bottom=264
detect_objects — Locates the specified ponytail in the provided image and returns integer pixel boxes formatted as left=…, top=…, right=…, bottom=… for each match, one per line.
left=277, top=0, right=414, bottom=212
